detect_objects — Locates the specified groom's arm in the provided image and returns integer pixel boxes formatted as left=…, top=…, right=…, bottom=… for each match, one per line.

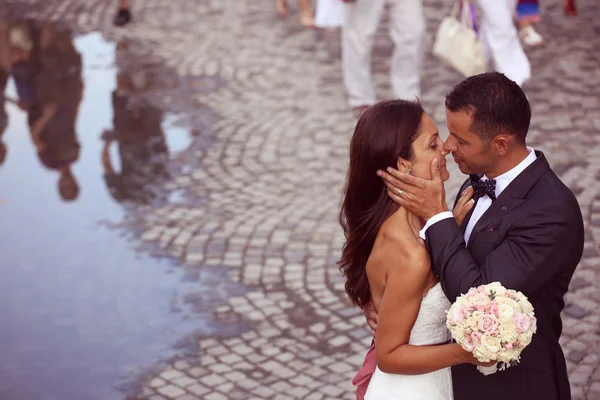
left=425, top=201, right=583, bottom=302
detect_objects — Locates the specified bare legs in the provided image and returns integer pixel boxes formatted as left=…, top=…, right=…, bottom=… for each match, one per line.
left=298, top=0, right=315, bottom=27
left=276, top=0, right=314, bottom=27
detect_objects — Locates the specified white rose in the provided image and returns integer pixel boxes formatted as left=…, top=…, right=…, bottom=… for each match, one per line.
left=468, top=311, right=483, bottom=329
left=481, top=334, right=502, bottom=355
left=498, top=322, right=519, bottom=343
left=518, top=299, right=534, bottom=314
left=450, top=325, right=465, bottom=341
left=486, top=282, right=507, bottom=296
left=499, top=349, right=521, bottom=363
left=495, top=297, right=519, bottom=309
left=473, top=345, right=494, bottom=362
left=519, top=332, right=534, bottom=347
left=470, top=293, right=491, bottom=307
left=498, top=303, right=516, bottom=322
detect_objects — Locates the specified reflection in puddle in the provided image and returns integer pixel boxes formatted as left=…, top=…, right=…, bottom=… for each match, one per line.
left=0, top=20, right=235, bottom=400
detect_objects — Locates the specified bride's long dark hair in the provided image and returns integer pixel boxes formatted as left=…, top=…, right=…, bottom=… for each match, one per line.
left=339, top=100, right=424, bottom=308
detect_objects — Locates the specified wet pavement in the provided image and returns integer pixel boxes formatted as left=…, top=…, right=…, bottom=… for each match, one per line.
left=0, top=25, right=243, bottom=400
left=1, top=0, right=600, bottom=399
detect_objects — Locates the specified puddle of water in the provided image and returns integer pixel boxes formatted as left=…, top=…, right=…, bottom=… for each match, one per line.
left=0, top=24, right=224, bottom=400
left=162, top=113, right=193, bottom=154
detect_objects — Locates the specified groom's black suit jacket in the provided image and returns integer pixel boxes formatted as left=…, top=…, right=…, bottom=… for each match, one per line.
left=425, top=152, right=584, bottom=400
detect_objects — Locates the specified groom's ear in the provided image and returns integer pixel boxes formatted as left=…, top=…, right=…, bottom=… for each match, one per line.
left=492, top=134, right=512, bottom=156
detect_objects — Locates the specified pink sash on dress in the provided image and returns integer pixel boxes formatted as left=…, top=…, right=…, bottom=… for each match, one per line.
left=352, top=341, right=376, bottom=400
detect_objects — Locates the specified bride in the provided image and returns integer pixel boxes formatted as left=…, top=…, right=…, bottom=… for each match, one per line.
left=338, top=100, right=487, bottom=399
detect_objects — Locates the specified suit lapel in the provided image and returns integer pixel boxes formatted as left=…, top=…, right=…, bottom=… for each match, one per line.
left=467, top=196, right=524, bottom=248
left=467, top=151, right=550, bottom=248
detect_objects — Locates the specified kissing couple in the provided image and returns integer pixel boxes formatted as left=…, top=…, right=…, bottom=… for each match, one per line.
left=339, top=72, right=584, bottom=400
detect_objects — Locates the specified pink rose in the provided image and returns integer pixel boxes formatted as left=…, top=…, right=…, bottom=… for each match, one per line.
left=476, top=305, right=485, bottom=312
left=477, top=315, right=499, bottom=334
left=465, top=288, right=478, bottom=298
left=513, top=314, right=532, bottom=334
left=469, top=331, right=482, bottom=348
left=477, top=286, right=486, bottom=294
left=489, top=301, right=499, bottom=318
left=452, top=304, right=466, bottom=324
left=463, top=331, right=483, bottom=352
left=505, top=343, right=513, bottom=350
left=465, top=328, right=472, bottom=336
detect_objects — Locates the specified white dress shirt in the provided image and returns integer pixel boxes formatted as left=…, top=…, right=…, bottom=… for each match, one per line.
left=419, top=148, right=537, bottom=244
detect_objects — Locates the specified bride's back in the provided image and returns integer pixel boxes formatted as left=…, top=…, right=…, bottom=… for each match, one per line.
left=366, top=210, right=436, bottom=314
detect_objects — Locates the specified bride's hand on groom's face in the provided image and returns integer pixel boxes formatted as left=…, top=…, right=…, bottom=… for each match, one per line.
left=364, top=301, right=378, bottom=337
left=377, top=158, right=448, bottom=220
left=453, top=187, right=475, bottom=226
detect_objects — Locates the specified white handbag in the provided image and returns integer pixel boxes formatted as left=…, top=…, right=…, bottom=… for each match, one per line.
left=315, top=0, right=345, bottom=28
left=433, top=1, right=486, bottom=77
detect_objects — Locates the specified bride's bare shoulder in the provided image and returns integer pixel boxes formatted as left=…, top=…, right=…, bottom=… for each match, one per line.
left=369, top=223, right=430, bottom=274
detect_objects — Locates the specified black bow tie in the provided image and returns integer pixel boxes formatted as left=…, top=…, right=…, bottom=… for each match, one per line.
left=470, top=174, right=497, bottom=201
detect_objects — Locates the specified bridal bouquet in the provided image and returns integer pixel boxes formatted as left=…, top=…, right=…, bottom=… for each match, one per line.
left=446, top=282, right=537, bottom=375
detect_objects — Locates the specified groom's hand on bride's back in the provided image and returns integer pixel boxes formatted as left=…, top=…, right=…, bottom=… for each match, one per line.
left=377, top=158, right=448, bottom=221
left=364, top=300, right=378, bottom=337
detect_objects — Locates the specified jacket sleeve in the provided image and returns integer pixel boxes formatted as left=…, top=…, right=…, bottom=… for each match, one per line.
left=425, top=201, right=583, bottom=302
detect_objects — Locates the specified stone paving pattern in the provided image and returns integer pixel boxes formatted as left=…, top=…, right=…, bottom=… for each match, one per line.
left=6, top=0, right=600, bottom=399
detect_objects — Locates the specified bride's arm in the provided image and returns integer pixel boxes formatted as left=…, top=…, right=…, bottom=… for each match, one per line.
left=373, top=240, right=473, bottom=375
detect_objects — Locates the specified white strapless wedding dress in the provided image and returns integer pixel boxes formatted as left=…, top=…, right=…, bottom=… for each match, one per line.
left=365, top=283, right=453, bottom=400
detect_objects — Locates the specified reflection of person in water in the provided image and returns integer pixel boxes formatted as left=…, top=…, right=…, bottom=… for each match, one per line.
left=0, top=67, right=7, bottom=166
left=101, top=41, right=168, bottom=204
left=114, top=0, right=132, bottom=27
left=0, top=19, right=10, bottom=166
left=12, top=22, right=83, bottom=201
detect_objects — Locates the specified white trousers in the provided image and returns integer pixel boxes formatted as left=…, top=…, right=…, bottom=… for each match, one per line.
left=342, top=0, right=424, bottom=107
left=477, top=0, right=531, bottom=86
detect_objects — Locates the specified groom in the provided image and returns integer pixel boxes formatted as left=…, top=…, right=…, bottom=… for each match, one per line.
left=371, top=72, right=584, bottom=400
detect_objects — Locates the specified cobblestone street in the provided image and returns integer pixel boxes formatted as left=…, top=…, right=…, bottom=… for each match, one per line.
left=2, top=0, right=600, bottom=399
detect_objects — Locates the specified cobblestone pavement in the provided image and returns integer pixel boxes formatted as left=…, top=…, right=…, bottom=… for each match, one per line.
left=5, top=0, right=600, bottom=399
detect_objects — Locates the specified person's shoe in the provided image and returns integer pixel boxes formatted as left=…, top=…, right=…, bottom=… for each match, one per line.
left=519, top=26, right=544, bottom=47
left=114, top=8, right=132, bottom=27
left=352, top=105, right=371, bottom=119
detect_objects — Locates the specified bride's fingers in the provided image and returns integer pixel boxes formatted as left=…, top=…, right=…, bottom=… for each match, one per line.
left=455, top=187, right=474, bottom=210
left=454, top=187, right=475, bottom=225
left=455, top=198, right=475, bottom=216
left=454, top=199, right=475, bottom=226
left=454, top=188, right=474, bottom=216
left=461, top=199, right=475, bottom=215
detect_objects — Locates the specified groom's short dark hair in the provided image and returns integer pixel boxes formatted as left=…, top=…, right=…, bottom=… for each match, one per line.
left=445, top=72, right=531, bottom=144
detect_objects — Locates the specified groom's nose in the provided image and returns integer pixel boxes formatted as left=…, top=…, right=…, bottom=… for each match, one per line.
left=443, top=137, right=457, bottom=153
